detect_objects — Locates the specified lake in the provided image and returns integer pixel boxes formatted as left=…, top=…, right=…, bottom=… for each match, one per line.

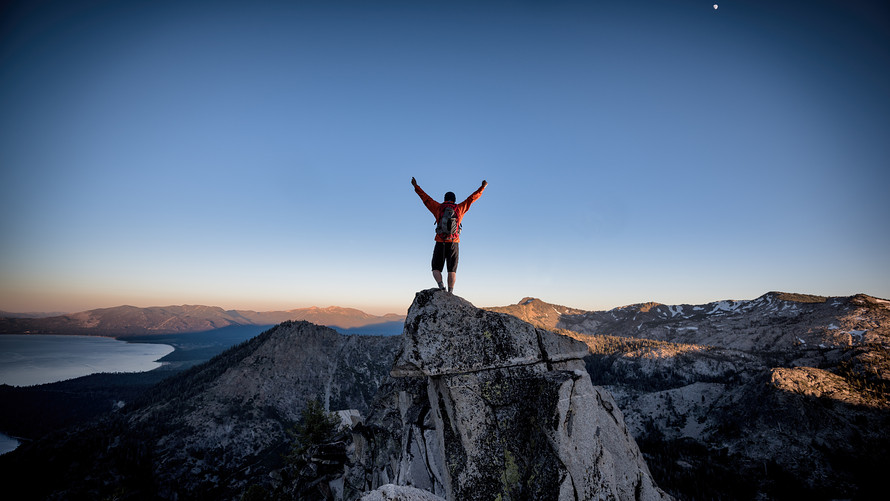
left=0, top=335, right=174, bottom=387
left=0, top=431, right=19, bottom=455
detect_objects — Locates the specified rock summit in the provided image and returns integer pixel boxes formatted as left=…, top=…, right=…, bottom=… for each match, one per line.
left=349, top=289, right=669, bottom=501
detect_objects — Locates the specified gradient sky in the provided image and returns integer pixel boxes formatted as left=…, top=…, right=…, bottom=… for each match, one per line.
left=1, top=0, right=888, bottom=315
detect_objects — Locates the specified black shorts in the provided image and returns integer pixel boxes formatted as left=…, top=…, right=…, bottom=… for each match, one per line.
left=431, top=241, right=459, bottom=273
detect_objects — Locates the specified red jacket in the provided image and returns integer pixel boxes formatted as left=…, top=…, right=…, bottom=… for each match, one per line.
left=414, top=184, right=485, bottom=243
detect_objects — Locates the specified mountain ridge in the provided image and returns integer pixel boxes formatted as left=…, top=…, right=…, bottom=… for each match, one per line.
left=5, top=290, right=884, bottom=337
left=0, top=303, right=406, bottom=335
left=488, top=291, right=890, bottom=352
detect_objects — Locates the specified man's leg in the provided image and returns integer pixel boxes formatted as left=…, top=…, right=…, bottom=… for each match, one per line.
left=431, top=243, right=446, bottom=290
left=446, top=242, right=459, bottom=294
left=433, top=270, right=445, bottom=290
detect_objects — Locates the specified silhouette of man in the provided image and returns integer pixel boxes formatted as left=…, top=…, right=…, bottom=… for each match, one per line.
left=412, top=177, right=487, bottom=293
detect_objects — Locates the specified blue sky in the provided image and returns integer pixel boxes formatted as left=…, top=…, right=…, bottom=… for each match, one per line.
left=1, top=0, right=888, bottom=315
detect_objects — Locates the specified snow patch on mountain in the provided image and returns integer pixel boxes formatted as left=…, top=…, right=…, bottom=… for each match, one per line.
left=707, top=301, right=742, bottom=315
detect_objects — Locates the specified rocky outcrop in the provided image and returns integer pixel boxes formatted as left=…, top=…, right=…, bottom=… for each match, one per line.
left=348, top=289, right=669, bottom=501
left=361, top=484, right=447, bottom=501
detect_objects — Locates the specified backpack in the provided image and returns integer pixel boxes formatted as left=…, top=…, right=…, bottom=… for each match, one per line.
left=436, top=203, right=461, bottom=238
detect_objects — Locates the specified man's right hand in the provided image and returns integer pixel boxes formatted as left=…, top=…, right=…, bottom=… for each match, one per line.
left=481, top=180, right=488, bottom=188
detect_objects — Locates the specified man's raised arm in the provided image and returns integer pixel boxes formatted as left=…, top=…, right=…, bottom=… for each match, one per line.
left=412, top=177, right=439, bottom=214
left=457, top=180, right=487, bottom=212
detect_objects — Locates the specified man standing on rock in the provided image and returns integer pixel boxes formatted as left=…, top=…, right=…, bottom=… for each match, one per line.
left=412, top=177, right=487, bottom=294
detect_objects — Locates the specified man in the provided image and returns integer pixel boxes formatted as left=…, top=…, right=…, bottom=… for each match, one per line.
left=412, top=177, right=487, bottom=294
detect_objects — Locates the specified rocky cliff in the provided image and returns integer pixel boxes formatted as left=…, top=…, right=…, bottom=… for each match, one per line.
left=345, top=289, right=669, bottom=501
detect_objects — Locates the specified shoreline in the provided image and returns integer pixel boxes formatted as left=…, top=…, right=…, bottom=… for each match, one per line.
left=0, top=334, right=174, bottom=387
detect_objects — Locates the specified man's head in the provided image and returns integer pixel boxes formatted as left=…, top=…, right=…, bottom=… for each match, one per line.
left=444, top=191, right=456, bottom=203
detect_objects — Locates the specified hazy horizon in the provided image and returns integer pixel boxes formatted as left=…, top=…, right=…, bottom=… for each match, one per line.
left=4, top=287, right=888, bottom=319
left=2, top=0, right=888, bottom=316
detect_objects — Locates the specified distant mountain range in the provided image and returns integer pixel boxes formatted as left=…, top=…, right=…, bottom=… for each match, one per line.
left=487, top=291, right=890, bottom=351
left=0, top=310, right=70, bottom=319
left=0, top=304, right=405, bottom=335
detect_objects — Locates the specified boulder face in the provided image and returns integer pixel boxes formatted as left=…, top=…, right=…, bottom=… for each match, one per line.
left=351, top=289, right=669, bottom=501
left=392, top=290, right=590, bottom=377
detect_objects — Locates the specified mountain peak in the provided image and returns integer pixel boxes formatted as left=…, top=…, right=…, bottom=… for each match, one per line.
left=616, top=301, right=663, bottom=313
left=377, top=289, right=668, bottom=500
left=393, top=289, right=589, bottom=377
left=764, top=291, right=829, bottom=303
left=485, top=297, right=587, bottom=331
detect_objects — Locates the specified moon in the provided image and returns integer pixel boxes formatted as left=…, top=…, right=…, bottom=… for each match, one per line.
left=713, top=4, right=718, bottom=9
